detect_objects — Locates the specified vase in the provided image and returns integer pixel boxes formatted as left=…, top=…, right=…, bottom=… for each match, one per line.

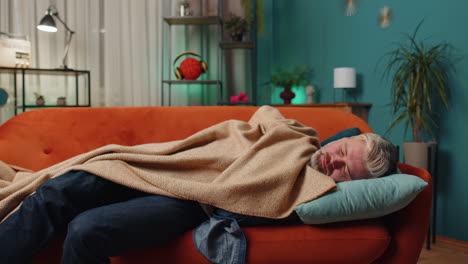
left=280, top=86, right=295, bottom=104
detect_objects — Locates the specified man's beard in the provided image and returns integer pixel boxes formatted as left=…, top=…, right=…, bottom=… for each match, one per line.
left=310, top=149, right=326, bottom=174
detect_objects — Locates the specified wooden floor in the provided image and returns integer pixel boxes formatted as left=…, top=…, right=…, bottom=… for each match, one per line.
left=417, top=238, right=468, bottom=264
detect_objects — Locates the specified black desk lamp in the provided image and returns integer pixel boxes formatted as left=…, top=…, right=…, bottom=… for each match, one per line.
left=37, top=5, right=75, bottom=69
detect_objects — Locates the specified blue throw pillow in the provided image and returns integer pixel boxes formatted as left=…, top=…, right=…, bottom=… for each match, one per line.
left=321, top=127, right=360, bottom=146
left=294, top=174, right=428, bottom=224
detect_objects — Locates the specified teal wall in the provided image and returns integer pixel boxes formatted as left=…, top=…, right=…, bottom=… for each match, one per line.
left=258, top=0, right=468, bottom=242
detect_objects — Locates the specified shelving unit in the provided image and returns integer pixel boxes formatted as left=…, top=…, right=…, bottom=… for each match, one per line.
left=163, top=16, right=219, bottom=25
left=219, top=42, right=255, bottom=49
left=160, top=0, right=257, bottom=106
left=0, top=67, right=91, bottom=115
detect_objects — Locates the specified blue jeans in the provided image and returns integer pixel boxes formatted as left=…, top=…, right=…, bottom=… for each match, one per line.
left=0, top=170, right=208, bottom=264
left=0, top=170, right=301, bottom=264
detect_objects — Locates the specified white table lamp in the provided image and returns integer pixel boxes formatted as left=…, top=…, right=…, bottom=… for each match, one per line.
left=333, top=67, right=356, bottom=102
left=334, top=67, right=356, bottom=88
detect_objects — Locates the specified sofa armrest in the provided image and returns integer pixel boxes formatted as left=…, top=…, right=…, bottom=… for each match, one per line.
left=375, top=163, right=432, bottom=264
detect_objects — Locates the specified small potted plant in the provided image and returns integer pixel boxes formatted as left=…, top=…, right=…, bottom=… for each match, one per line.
left=270, top=67, right=310, bottom=104
left=34, top=92, right=45, bottom=106
left=57, top=96, right=67, bottom=106
left=223, top=13, right=250, bottom=42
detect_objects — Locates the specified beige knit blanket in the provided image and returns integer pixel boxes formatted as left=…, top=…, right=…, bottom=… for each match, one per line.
left=0, top=106, right=336, bottom=222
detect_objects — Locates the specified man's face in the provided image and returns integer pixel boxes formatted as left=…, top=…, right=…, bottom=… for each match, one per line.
left=310, top=137, right=371, bottom=182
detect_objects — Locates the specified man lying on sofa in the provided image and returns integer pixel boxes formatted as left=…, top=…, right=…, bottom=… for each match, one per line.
left=0, top=105, right=398, bottom=264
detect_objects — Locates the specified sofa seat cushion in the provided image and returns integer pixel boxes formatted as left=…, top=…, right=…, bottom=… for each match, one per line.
left=107, top=219, right=389, bottom=264
left=243, top=220, right=390, bottom=263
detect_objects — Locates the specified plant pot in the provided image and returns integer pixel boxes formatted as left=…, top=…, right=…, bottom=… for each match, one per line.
left=57, top=97, right=67, bottom=106
left=403, top=141, right=436, bottom=170
left=230, top=32, right=244, bottom=42
left=36, top=97, right=45, bottom=106
left=280, top=86, right=295, bottom=104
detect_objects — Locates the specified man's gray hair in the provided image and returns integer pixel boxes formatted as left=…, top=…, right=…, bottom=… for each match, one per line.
left=355, top=133, right=398, bottom=178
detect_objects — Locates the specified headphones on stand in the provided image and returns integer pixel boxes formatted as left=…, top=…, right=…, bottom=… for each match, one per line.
left=173, top=51, right=208, bottom=80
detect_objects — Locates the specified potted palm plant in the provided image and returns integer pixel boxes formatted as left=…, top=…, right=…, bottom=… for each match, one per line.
left=381, top=22, right=454, bottom=169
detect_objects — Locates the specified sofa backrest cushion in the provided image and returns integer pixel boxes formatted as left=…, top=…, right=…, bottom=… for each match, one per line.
left=0, top=106, right=372, bottom=171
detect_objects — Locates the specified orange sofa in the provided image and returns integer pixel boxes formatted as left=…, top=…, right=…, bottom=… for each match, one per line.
left=0, top=106, right=432, bottom=264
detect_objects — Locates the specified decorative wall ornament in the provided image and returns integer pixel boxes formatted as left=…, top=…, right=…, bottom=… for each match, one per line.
left=345, top=0, right=357, bottom=16
left=379, top=6, right=392, bottom=28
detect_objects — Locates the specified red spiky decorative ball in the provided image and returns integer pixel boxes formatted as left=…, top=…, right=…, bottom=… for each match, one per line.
left=179, top=57, right=203, bottom=80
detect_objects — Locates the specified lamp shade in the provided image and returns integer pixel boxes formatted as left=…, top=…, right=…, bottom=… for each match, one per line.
left=334, top=67, right=356, bottom=88
left=37, top=14, right=57, bottom=32
left=36, top=5, right=75, bottom=69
